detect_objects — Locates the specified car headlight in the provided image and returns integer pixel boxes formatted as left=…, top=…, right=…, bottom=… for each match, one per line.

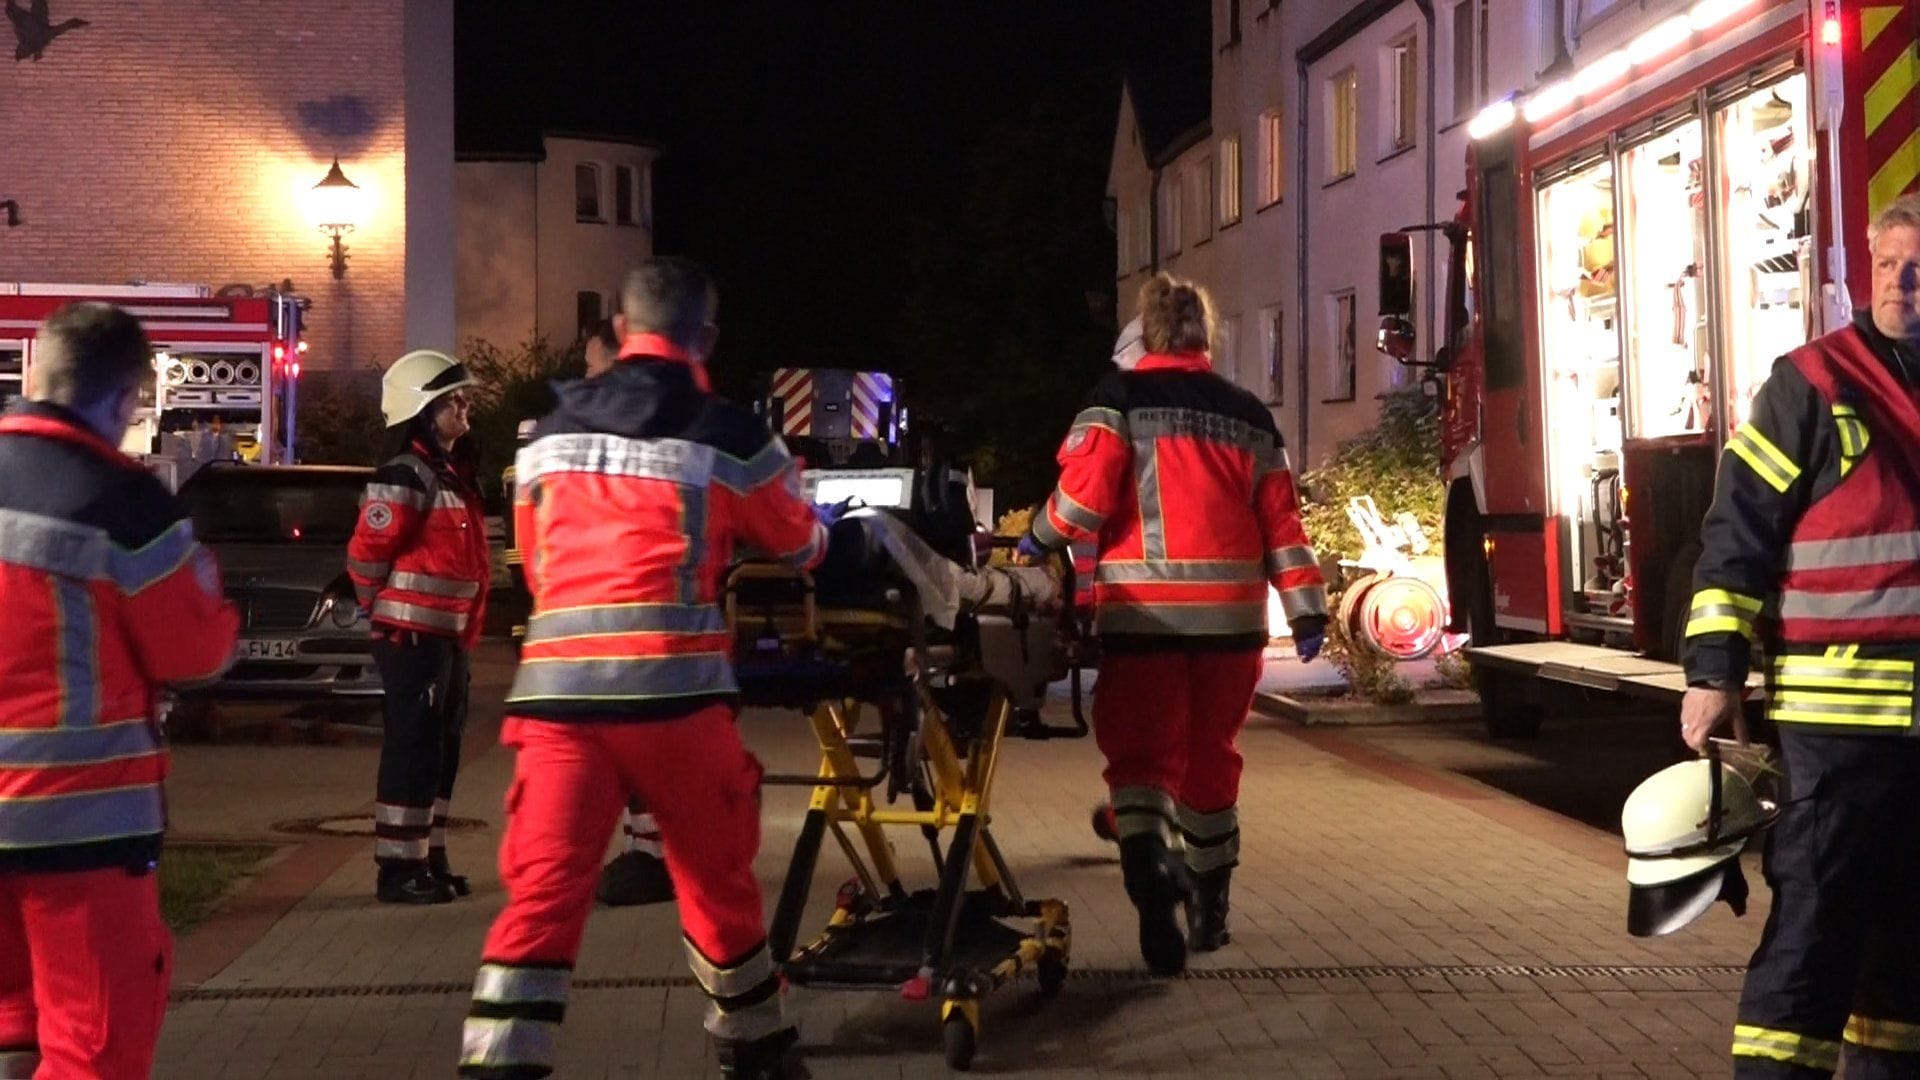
left=329, top=597, right=361, bottom=628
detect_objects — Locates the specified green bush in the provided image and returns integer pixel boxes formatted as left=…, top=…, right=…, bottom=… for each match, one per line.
left=1323, top=612, right=1415, bottom=705
left=293, top=367, right=385, bottom=466
left=461, top=337, right=586, bottom=507
left=1297, top=388, right=1444, bottom=569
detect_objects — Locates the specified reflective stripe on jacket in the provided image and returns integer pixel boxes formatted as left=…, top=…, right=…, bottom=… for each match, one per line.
left=347, top=442, right=491, bottom=649
left=0, top=406, right=240, bottom=871
left=1028, top=352, right=1327, bottom=649
left=505, top=347, right=828, bottom=721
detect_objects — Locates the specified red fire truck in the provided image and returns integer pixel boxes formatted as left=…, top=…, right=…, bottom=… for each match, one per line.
left=0, top=282, right=307, bottom=485
left=1381, top=1, right=1917, bottom=736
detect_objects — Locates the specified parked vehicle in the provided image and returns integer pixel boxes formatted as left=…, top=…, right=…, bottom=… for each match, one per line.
left=178, top=463, right=380, bottom=701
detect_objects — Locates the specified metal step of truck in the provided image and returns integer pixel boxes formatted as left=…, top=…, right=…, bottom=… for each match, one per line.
left=1466, top=641, right=1764, bottom=704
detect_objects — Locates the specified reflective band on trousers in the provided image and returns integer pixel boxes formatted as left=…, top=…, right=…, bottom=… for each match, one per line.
left=0, top=718, right=157, bottom=767
left=474, top=963, right=571, bottom=1009
left=1847, top=1015, right=1920, bottom=1052
left=1097, top=601, right=1269, bottom=636
left=1177, top=804, right=1239, bottom=874
left=0, top=1048, right=39, bottom=1080
left=371, top=599, right=469, bottom=634
left=1779, top=585, right=1920, bottom=622
left=1111, top=785, right=1174, bottom=844
left=388, top=571, right=481, bottom=599
left=1732, top=1025, right=1841, bottom=1071
left=375, top=838, right=429, bottom=861
left=375, top=803, right=433, bottom=827
left=461, top=1016, right=558, bottom=1073
left=683, top=939, right=772, bottom=1000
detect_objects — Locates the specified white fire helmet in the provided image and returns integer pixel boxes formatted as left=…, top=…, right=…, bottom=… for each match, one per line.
left=1113, top=315, right=1146, bottom=371
left=380, top=349, right=474, bottom=427
left=1621, top=754, right=1777, bottom=937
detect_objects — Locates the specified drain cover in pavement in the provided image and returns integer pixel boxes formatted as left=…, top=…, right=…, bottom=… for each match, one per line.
left=271, top=814, right=489, bottom=838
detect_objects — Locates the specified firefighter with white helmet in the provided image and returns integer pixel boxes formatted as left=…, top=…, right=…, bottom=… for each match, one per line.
left=1621, top=755, right=1775, bottom=939
left=348, top=348, right=491, bottom=905
left=1680, top=194, right=1920, bottom=1077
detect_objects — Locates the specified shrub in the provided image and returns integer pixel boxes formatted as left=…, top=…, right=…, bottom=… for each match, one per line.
left=294, top=367, right=385, bottom=466
left=1434, top=650, right=1475, bottom=691
left=1298, top=388, right=1444, bottom=567
left=1323, top=609, right=1415, bottom=705
left=460, top=337, right=586, bottom=507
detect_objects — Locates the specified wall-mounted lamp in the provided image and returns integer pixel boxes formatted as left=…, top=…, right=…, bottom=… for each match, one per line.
left=309, top=159, right=363, bottom=279
left=0, top=200, right=19, bottom=228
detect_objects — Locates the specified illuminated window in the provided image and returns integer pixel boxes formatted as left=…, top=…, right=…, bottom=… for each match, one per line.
left=1219, top=135, right=1243, bottom=225
left=1259, top=108, right=1285, bottom=206
left=1329, top=69, right=1359, bottom=180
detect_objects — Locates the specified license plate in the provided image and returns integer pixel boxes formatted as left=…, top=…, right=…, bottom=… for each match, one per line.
left=236, top=639, right=298, bottom=661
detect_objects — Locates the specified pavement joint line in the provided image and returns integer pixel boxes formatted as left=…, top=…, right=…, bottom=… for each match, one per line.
left=169, top=963, right=1748, bottom=1003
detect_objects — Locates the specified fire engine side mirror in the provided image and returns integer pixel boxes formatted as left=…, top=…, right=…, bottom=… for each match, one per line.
left=1376, top=315, right=1419, bottom=363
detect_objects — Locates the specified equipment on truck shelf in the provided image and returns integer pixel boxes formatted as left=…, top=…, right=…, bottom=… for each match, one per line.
left=1373, top=1, right=1909, bottom=736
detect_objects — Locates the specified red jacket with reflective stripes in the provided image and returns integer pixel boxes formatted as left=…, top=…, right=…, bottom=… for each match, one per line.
left=507, top=344, right=829, bottom=720
left=0, top=406, right=239, bottom=872
left=347, top=440, right=491, bottom=650
left=1028, top=352, right=1328, bottom=650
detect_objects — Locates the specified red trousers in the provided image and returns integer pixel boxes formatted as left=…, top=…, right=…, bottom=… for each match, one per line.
left=461, top=708, right=780, bottom=1078
left=0, top=868, right=170, bottom=1080
left=1093, top=649, right=1263, bottom=873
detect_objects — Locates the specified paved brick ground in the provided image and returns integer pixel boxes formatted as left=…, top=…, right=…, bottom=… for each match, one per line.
left=155, top=646, right=1759, bottom=1078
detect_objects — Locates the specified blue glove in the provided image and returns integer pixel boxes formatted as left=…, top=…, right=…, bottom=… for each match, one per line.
left=1294, top=630, right=1325, bottom=663
left=812, top=501, right=840, bottom=525
left=1015, top=534, right=1047, bottom=563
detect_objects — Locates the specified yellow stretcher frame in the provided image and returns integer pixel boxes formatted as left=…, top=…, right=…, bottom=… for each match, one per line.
left=726, top=563, right=1073, bottom=1072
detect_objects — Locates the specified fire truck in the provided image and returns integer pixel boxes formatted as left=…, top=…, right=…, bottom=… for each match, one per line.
left=1379, top=1, right=1917, bottom=736
left=0, top=282, right=307, bottom=487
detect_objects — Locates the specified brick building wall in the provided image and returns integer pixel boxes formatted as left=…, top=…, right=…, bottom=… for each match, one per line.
left=0, top=0, right=452, bottom=372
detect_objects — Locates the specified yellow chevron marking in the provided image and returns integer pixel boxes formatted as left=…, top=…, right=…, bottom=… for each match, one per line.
left=1870, top=129, right=1920, bottom=217
left=1862, top=6, right=1901, bottom=51
left=1865, top=47, right=1918, bottom=138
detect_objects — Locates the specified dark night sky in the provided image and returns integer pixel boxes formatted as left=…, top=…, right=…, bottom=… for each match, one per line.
left=454, top=3, right=1208, bottom=498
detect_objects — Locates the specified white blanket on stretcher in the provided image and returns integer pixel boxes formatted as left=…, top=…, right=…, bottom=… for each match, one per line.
left=843, top=509, right=1058, bottom=630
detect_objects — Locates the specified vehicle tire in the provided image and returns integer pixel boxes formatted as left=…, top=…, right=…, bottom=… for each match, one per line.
left=1476, top=664, right=1544, bottom=739
left=1658, top=541, right=1704, bottom=664
left=942, top=1014, right=977, bottom=1071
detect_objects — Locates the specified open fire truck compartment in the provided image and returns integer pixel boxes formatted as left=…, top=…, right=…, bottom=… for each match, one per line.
left=0, top=281, right=308, bottom=487
left=1377, top=1, right=1917, bottom=736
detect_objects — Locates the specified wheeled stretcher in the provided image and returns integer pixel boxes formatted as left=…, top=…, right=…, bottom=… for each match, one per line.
left=725, top=511, right=1089, bottom=1071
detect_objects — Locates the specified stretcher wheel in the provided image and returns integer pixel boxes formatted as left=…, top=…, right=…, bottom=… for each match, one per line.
left=1037, top=954, right=1067, bottom=997
left=942, top=1014, right=977, bottom=1071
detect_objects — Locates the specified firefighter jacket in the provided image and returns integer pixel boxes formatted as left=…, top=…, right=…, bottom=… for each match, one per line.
left=505, top=344, right=829, bottom=721
left=347, top=439, right=491, bottom=650
left=0, top=404, right=239, bottom=872
left=1027, top=351, right=1329, bottom=651
left=1685, top=313, right=1920, bottom=736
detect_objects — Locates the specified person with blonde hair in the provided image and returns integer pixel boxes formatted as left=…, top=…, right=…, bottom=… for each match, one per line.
left=1021, top=272, right=1328, bottom=974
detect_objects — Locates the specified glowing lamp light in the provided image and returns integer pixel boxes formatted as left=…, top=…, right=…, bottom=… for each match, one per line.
left=1689, top=0, right=1757, bottom=31
left=1628, top=16, right=1693, bottom=64
left=272, top=344, right=286, bottom=361
left=296, top=339, right=310, bottom=354
left=1467, top=98, right=1518, bottom=141
left=307, top=158, right=364, bottom=280
left=1573, top=50, right=1632, bottom=96
left=291, top=362, right=302, bottom=379
left=1821, top=16, right=1841, bottom=46
left=1523, top=81, right=1578, bottom=124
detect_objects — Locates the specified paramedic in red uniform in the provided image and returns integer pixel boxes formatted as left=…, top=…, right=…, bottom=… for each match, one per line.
left=0, top=303, right=239, bottom=1078
left=460, top=258, right=827, bottom=1080
left=1682, top=193, right=1920, bottom=1078
left=1022, top=273, right=1328, bottom=976
left=348, top=349, right=491, bottom=905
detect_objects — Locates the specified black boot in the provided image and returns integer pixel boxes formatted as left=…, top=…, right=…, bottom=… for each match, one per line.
left=596, top=850, right=676, bottom=907
left=716, top=1025, right=798, bottom=1079
left=1118, top=835, right=1187, bottom=977
left=377, top=864, right=454, bottom=905
left=1188, top=867, right=1232, bottom=952
left=429, top=849, right=472, bottom=898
